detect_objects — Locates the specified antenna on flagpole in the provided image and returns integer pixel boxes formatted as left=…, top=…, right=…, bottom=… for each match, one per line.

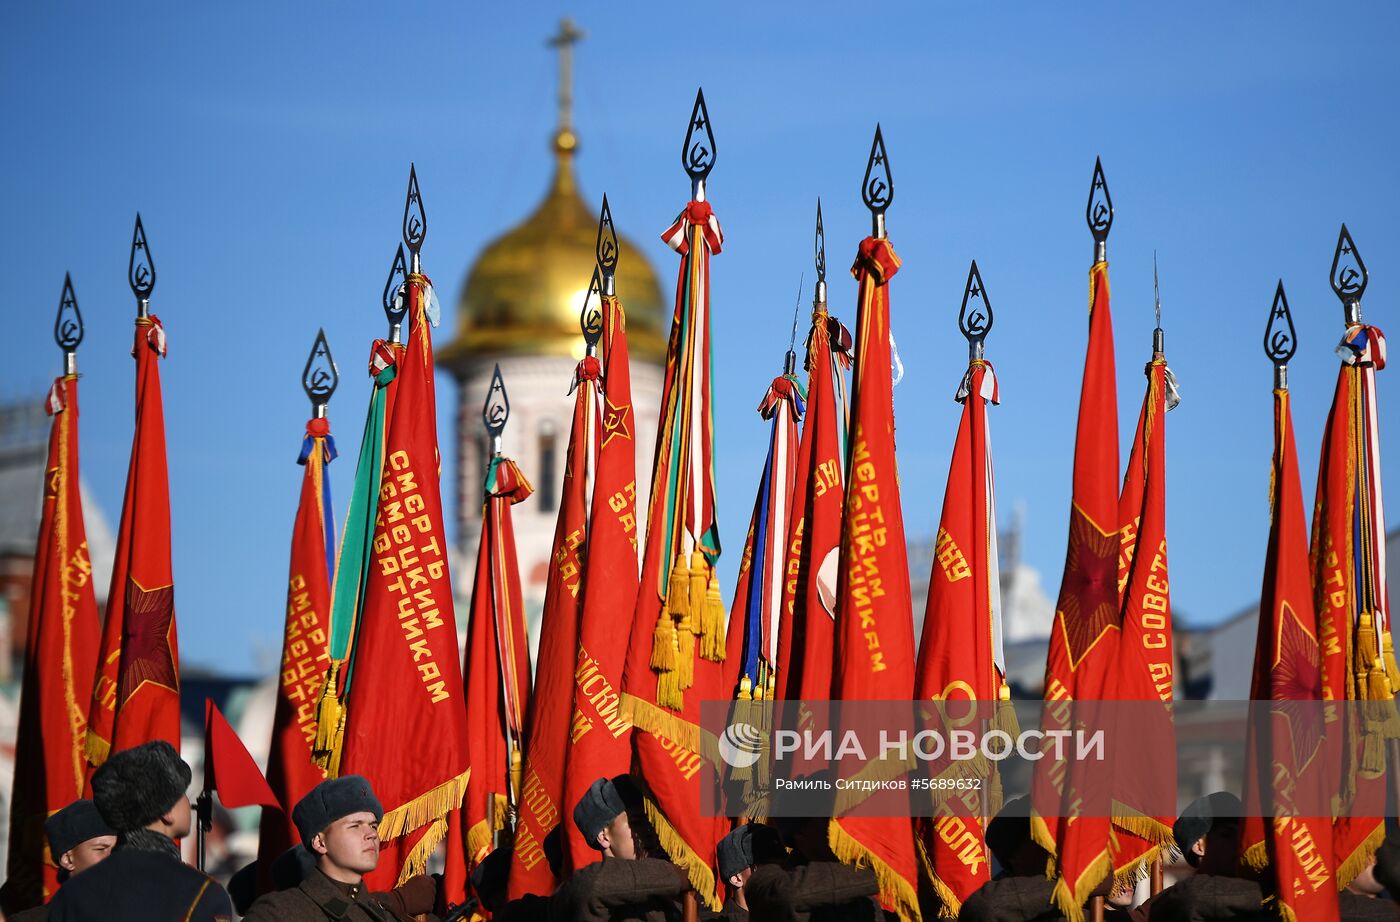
left=785, top=274, right=804, bottom=375
left=1153, top=251, right=1165, bottom=357
left=1087, top=158, right=1113, bottom=264
left=484, top=364, right=510, bottom=456
left=862, top=126, right=893, bottom=240
left=682, top=88, right=716, bottom=201
left=129, top=213, right=156, bottom=320
left=403, top=163, right=427, bottom=275
left=1331, top=224, right=1367, bottom=326
left=959, top=260, right=993, bottom=362
left=303, top=329, right=339, bottom=419
left=1265, top=281, right=1297, bottom=391
left=55, top=274, right=83, bottom=376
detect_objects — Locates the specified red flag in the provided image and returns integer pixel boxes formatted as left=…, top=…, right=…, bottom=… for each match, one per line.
left=6, top=371, right=102, bottom=907
left=913, top=358, right=1004, bottom=916
left=460, top=455, right=534, bottom=875
left=1032, top=260, right=1119, bottom=921
left=564, top=292, right=641, bottom=871
left=508, top=358, right=597, bottom=898
left=828, top=235, right=921, bottom=921
left=619, top=199, right=728, bottom=909
left=337, top=273, right=473, bottom=889
left=86, top=315, right=180, bottom=767
left=204, top=699, right=279, bottom=810
left=1240, top=372, right=1341, bottom=922
left=257, top=417, right=336, bottom=864
left=1108, top=353, right=1178, bottom=880
left=1310, top=322, right=1396, bottom=883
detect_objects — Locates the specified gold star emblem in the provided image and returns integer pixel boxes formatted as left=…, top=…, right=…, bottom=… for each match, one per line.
left=601, top=396, right=632, bottom=450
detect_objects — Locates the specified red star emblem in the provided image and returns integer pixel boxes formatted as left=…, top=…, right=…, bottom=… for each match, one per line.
left=601, top=396, right=632, bottom=450
left=1056, top=507, right=1120, bottom=670
left=1271, top=601, right=1325, bottom=772
left=117, top=577, right=178, bottom=704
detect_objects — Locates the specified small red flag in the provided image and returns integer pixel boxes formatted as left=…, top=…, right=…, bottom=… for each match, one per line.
left=6, top=374, right=103, bottom=907
left=828, top=236, right=921, bottom=922
left=1032, top=261, right=1119, bottom=921
left=337, top=274, right=473, bottom=890
left=563, top=292, right=641, bottom=871
left=86, top=316, right=180, bottom=768
left=508, top=358, right=598, bottom=899
left=257, top=417, right=336, bottom=865
left=1240, top=378, right=1341, bottom=922
left=914, top=358, right=1004, bottom=915
left=204, top=699, right=279, bottom=810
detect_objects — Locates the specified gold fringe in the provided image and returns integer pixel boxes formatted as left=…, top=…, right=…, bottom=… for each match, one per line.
left=1110, top=839, right=1163, bottom=892
left=1275, top=898, right=1298, bottom=922
left=639, top=789, right=720, bottom=910
left=1335, top=819, right=1385, bottom=890
left=829, top=817, right=923, bottom=921
left=621, top=691, right=700, bottom=753
left=675, top=626, right=696, bottom=691
left=667, top=558, right=691, bottom=621
left=376, top=768, right=471, bottom=842
left=650, top=610, right=678, bottom=672
left=1028, top=813, right=1058, bottom=861
left=700, top=573, right=726, bottom=662
left=466, top=816, right=493, bottom=869
left=914, top=831, right=963, bottom=919
left=84, top=730, right=111, bottom=768
left=1050, top=847, right=1113, bottom=922
left=312, top=660, right=344, bottom=770
left=1241, top=840, right=1269, bottom=872
left=687, top=550, right=707, bottom=634
left=397, top=816, right=447, bottom=884
left=1110, top=812, right=1174, bottom=847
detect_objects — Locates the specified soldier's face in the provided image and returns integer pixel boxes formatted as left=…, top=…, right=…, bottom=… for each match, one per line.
left=315, top=811, right=381, bottom=877
left=598, top=812, right=636, bottom=860
left=60, top=835, right=117, bottom=873
left=168, top=796, right=193, bottom=839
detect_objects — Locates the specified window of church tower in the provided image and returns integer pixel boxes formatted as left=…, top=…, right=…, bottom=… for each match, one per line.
left=538, top=419, right=558, bottom=512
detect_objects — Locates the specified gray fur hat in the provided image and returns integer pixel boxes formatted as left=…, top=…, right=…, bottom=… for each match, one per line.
left=91, top=741, right=191, bottom=833
left=573, top=777, right=626, bottom=850
left=292, top=775, right=383, bottom=846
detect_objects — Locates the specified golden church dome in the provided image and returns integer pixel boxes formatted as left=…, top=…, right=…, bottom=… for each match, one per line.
left=437, top=132, right=668, bottom=371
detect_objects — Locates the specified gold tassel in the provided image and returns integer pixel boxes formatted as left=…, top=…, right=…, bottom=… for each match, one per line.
left=1383, top=633, right=1400, bottom=694
left=1362, top=728, right=1387, bottom=774
left=657, top=668, right=684, bottom=711
left=700, top=568, right=726, bottom=662
left=675, top=625, right=696, bottom=691
left=738, top=675, right=753, bottom=701
left=1357, top=613, right=1378, bottom=681
left=687, top=550, right=708, bottom=633
left=650, top=611, right=678, bottom=672
left=312, top=661, right=344, bottom=770
left=667, top=557, right=691, bottom=620
left=327, top=707, right=346, bottom=778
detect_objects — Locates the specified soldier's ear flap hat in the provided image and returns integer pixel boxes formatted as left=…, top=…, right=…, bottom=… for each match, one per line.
left=44, top=799, right=115, bottom=857
left=573, top=777, right=626, bottom=850
left=91, top=741, right=192, bottom=833
left=717, top=824, right=755, bottom=881
left=292, top=775, right=384, bottom=847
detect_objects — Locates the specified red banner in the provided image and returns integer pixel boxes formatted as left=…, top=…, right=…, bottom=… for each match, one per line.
left=913, top=360, right=1002, bottom=916
left=508, top=359, right=597, bottom=898
left=620, top=202, right=728, bottom=910
left=258, top=418, right=335, bottom=866
left=1240, top=386, right=1341, bottom=922
left=563, top=294, right=641, bottom=871
left=461, top=457, right=534, bottom=877
left=828, top=237, right=920, bottom=921
left=1032, top=262, right=1119, bottom=921
left=337, top=276, right=472, bottom=889
left=5, top=376, right=102, bottom=908
left=87, top=316, right=180, bottom=768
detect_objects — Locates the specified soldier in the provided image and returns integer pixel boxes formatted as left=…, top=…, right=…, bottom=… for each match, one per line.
left=958, top=797, right=1065, bottom=922
left=548, top=777, right=689, bottom=922
left=1339, top=854, right=1395, bottom=921
left=1147, top=794, right=1269, bottom=922
left=241, top=775, right=436, bottom=921
left=709, top=822, right=879, bottom=922
left=6, top=800, right=116, bottom=921
left=46, top=741, right=233, bottom=921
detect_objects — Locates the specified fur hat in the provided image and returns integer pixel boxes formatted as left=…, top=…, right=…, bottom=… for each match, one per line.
left=1173, top=791, right=1242, bottom=863
left=44, top=799, right=115, bottom=858
left=91, top=741, right=191, bottom=833
left=292, top=775, right=383, bottom=847
left=573, top=777, right=626, bottom=850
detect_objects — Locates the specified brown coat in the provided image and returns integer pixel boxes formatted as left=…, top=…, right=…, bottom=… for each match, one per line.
left=241, top=867, right=412, bottom=922
left=548, top=857, right=685, bottom=922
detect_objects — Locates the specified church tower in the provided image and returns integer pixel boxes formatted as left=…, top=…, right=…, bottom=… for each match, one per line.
left=437, top=20, right=667, bottom=655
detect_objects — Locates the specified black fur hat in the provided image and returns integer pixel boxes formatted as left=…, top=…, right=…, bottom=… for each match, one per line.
left=44, top=799, right=115, bottom=857
left=91, top=741, right=191, bottom=833
left=573, top=777, right=626, bottom=850
left=292, top=775, right=383, bottom=846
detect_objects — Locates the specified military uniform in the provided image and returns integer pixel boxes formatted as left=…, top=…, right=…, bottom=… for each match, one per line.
left=241, top=866, right=418, bottom=922
left=959, top=874, right=1067, bottom=922
left=1146, top=875, right=1269, bottom=922
left=45, top=830, right=232, bottom=922
left=10, top=904, right=48, bottom=921
left=548, top=856, right=686, bottom=922
left=1339, top=891, right=1399, bottom=921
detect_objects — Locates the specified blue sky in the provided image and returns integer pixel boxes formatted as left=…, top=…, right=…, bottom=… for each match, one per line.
left=4, top=3, right=1398, bottom=674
